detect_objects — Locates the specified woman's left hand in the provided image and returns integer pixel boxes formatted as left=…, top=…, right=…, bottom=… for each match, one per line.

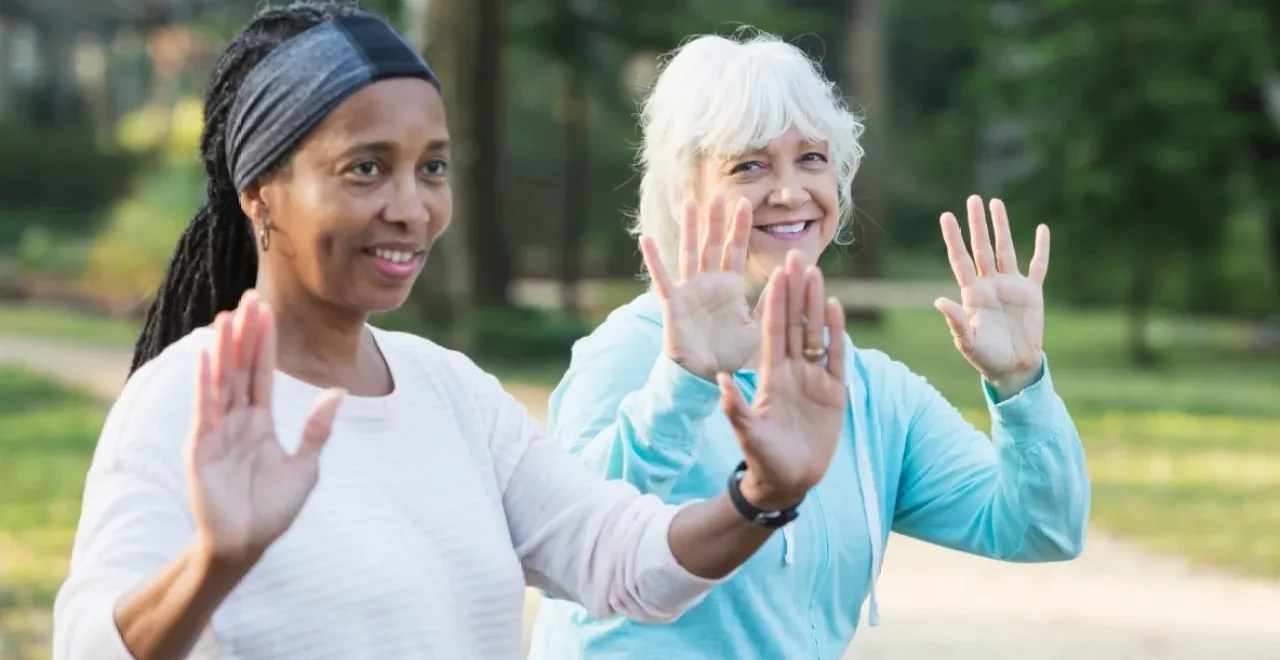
left=936, top=195, right=1049, bottom=397
left=718, top=252, right=848, bottom=512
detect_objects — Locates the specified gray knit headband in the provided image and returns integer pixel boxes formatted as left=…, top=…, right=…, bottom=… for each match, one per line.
left=224, top=14, right=441, bottom=192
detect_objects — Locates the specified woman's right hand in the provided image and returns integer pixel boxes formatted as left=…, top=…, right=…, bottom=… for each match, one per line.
left=639, top=192, right=760, bottom=381
left=186, top=291, right=346, bottom=568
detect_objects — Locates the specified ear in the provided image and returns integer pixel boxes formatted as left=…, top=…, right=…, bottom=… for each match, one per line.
left=239, top=183, right=270, bottom=231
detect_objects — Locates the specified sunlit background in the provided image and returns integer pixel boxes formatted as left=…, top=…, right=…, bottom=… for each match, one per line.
left=1, top=1, right=1278, bottom=658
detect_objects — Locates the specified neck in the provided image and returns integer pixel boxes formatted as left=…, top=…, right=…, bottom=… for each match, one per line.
left=255, top=270, right=368, bottom=378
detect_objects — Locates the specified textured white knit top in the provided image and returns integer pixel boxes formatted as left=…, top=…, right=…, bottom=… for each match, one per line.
left=52, top=326, right=718, bottom=659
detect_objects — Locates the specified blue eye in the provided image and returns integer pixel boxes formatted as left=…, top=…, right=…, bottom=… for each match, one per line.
left=730, top=161, right=764, bottom=174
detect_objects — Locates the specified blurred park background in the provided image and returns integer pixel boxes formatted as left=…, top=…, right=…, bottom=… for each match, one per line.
left=1, top=0, right=1279, bottom=658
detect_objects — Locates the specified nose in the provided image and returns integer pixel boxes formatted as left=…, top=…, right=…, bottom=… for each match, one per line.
left=382, top=174, right=431, bottom=228
left=766, top=166, right=811, bottom=210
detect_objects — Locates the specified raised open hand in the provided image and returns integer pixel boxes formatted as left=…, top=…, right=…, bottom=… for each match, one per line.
left=936, top=195, right=1049, bottom=395
left=717, top=252, right=848, bottom=511
left=186, top=291, right=346, bottom=567
left=639, top=192, right=759, bottom=381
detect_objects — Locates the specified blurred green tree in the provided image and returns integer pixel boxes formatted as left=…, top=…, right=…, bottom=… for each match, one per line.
left=975, top=0, right=1270, bottom=363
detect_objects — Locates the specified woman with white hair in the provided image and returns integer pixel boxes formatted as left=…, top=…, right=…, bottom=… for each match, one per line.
left=526, top=31, right=1091, bottom=658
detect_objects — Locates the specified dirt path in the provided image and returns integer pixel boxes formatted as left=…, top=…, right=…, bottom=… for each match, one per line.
left=3, top=333, right=1278, bottom=659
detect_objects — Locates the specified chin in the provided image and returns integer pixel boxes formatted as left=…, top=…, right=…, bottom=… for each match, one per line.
left=356, top=287, right=414, bottom=316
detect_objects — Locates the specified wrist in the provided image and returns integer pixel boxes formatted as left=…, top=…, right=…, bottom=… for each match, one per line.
left=189, top=534, right=260, bottom=586
left=177, top=539, right=255, bottom=618
left=987, top=361, right=1044, bottom=400
left=671, top=356, right=717, bottom=383
left=738, top=469, right=806, bottom=513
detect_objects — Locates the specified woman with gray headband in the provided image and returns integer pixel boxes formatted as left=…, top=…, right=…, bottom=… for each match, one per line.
left=51, top=3, right=851, bottom=659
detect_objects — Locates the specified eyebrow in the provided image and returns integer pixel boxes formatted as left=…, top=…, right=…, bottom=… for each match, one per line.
left=337, top=138, right=451, bottom=158
left=728, top=139, right=827, bottom=160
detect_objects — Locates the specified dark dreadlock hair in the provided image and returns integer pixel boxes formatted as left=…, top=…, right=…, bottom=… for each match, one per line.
left=129, top=1, right=376, bottom=375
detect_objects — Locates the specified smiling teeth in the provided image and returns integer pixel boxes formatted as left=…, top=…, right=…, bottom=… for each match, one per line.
left=374, top=249, right=415, bottom=263
left=765, top=222, right=807, bottom=234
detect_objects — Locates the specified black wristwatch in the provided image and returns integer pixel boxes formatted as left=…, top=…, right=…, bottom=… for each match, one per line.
left=726, top=460, right=801, bottom=528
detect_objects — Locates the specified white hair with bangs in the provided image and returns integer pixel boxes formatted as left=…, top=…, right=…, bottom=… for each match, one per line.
left=632, top=28, right=866, bottom=275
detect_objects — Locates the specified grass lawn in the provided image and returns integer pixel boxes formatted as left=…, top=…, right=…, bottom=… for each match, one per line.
left=0, top=303, right=1275, bottom=660
left=0, top=302, right=140, bottom=349
left=0, top=369, right=106, bottom=660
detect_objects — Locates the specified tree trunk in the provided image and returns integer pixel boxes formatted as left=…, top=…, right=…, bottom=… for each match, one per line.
left=555, top=0, right=588, bottom=319
left=465, top=0, right=513, bottom=309
left=0, top=20, right=11, bottom=120
left=415, top=0, right=477, bottom=349
left=845, top=0, right=888, bottom=325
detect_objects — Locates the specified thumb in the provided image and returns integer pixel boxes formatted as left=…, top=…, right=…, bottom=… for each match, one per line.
left=934, top=297, right=974, bottom=354
left=717, top=373, right=753, bottom=436
left=294, top=388, right=346, bottom=464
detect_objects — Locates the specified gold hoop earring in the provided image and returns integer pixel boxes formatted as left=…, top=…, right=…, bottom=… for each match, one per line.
left=259, top=220, right=272, bottom=252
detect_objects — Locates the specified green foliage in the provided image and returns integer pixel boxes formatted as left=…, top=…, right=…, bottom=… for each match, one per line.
left=462, top=305, right=592, bottom=364
left=115, top=98, right=205, bottom=167
left=971, top=1, right=1274, bottom=325
left=380, top=303, right=591, bottom=365
left=14, top=226, right=89, bottom=281
left=0, top=208, right=98, bottom=254
left=83, top=161, right=206, bottom=311
left=0, top=118, right=145, bottom=220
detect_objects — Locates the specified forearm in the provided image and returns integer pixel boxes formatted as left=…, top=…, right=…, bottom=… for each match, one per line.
left=897, top=357, right=1090, bottom=560
left=991, top=406, right=1090, bottom=559
left=114, top=541, right=248, bottom=660
left=666, top=493, right=774, bottom=579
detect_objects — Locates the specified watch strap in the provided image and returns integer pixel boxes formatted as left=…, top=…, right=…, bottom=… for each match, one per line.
left=726, top=460, right=800, bottom=528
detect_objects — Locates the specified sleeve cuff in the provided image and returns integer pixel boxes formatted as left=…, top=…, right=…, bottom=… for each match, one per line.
left=640, top=356, right=723, bottom=432
left=982, top=354, right=1060, bottom=436
left=57, top=589, right=139, bottom=660
left=633, top=500, right=732, bottom=618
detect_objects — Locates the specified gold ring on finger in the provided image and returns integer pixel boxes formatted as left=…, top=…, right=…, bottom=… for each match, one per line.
left=803, top=346, right=827, bottom=362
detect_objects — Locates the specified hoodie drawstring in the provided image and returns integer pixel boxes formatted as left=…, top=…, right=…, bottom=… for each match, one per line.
left=849, top=377, right=883, bottom=626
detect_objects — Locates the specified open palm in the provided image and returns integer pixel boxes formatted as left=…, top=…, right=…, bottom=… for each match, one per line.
left=186, top=291, right=345, bottom=566
left=640, top=193, right=759, bottom=381
left=936, top=196, right=1049, bottom=393
left=717, top=253, right=848, bottom=510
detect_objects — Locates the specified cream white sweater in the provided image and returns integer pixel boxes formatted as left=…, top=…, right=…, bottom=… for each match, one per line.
left=52, top=326, right=718, bottom=659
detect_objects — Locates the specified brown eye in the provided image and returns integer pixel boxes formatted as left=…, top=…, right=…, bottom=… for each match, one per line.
left=421, top=159, right=448, bottom=177
left=351, top=161, right=382, bottom=177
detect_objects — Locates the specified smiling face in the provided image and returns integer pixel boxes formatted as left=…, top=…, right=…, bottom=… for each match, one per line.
left=693, top=125, right=839, bottom=290
left=633, top=33, right=864, bottom=297
left=243, top=77, right=451, bottom=314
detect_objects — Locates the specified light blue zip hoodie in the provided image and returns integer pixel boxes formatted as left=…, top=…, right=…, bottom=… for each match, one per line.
left=527, top=293, right=1090, bottom=659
